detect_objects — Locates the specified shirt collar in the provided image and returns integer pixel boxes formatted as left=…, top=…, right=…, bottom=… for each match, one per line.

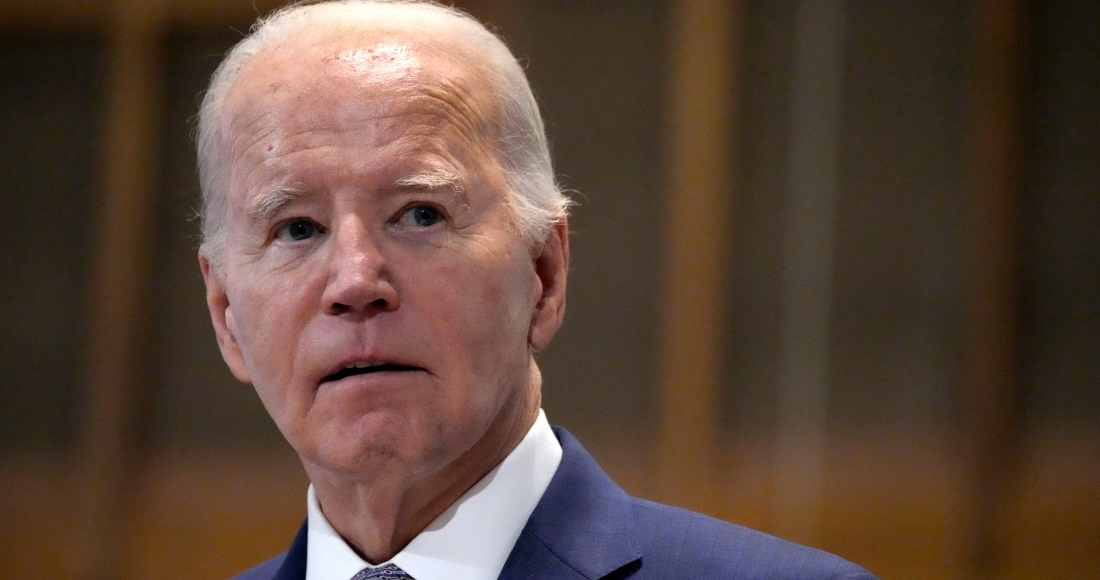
left=306, top=409, right=562, bottom=580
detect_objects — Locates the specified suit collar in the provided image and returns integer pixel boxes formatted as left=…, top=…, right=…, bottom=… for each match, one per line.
left=499, top=427, right=641, bottom=580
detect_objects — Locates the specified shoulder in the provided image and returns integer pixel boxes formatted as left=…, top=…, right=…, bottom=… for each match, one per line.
left=535, top=427, right=875, bottom=579
left=627, top=497, right=875, bottom=579
left=227, top=520, right=307, bottom=580
left=227, top=553, right=287, bottom=580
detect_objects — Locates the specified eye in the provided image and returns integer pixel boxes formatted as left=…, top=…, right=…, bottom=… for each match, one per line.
left=277, top=219, right=320, bottom=241
left=404, top=205, right=444, bottom=228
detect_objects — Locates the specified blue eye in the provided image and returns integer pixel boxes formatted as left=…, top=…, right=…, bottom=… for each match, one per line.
left=409, top=206, right=443, bottom=227
left=282, top=219, right=318, bottom=241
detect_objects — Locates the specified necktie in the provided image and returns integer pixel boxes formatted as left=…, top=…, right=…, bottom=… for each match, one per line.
left=350, top=563, right=416, bottom=580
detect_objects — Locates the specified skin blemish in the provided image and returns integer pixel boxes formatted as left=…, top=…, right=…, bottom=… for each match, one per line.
left=324, top=42, right=422, bottom=84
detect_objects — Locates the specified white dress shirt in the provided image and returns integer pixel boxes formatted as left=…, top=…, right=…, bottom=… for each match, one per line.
left=305, top=409, right=563, bottom=580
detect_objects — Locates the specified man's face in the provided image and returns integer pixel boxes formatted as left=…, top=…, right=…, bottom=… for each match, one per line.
left=200, top=35, right=566, bottom=484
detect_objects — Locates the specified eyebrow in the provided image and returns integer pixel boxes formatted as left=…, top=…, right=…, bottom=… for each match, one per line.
left=245, top=185, right=304, bottom=222
left=243, top=169, right=464, bottom=223
left=393, top=169, right=464, bottom=195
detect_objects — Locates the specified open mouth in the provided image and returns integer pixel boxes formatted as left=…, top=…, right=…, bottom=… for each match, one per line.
left=322, top=362, right=422, bottom=383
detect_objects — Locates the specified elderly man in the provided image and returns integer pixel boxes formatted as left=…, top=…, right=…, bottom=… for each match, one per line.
left=197, top=1, right=875, bottom=579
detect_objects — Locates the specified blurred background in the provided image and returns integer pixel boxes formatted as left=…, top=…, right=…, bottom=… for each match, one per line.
left=1, top=0, right=1096, bottom=578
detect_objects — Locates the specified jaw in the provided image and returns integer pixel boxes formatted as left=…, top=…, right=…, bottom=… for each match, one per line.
left=300, top=357, right=542, bottom=563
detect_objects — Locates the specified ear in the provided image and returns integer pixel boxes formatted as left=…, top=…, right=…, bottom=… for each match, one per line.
left=528, top=218, right=569, bottom=351
left=199, top=248, right=252, bottom=384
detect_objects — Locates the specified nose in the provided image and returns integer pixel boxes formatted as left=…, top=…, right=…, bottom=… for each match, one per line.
left=321, top=219, right=399, bottom=317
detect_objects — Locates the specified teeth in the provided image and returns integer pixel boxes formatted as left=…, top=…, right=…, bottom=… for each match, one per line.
left=347, top=361, right=381, bottom=369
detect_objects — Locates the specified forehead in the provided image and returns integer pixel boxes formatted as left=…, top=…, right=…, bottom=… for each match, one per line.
left=220, top=31, right=498, bottom=176
left=228, top=31, right=461, bottom=103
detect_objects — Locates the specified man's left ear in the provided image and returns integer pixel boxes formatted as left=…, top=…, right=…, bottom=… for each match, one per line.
left=528, top=218, right=569, bottom=351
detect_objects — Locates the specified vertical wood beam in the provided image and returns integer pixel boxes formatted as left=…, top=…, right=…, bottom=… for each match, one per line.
left=960, top=0, right=1029, bottom=578
left=74, top=0, right=164, bottom=578
left=656, top=0, right=742, bottom=517
left=772, top=0, right=847, bottom=546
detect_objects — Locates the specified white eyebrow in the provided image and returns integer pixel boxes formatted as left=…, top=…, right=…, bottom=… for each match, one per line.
left=393, top=169, right=463, bottom=194
left=245, top=185, right=304, bottom=222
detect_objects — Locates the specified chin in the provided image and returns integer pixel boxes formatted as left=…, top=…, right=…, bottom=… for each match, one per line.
left=302, top=415, right=447, bottom=481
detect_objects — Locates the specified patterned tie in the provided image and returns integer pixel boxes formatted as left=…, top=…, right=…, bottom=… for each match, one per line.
left=350, top=562, right=416, bottom=580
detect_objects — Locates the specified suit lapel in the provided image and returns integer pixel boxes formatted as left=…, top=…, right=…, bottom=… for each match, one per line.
left=498, top=428, right=642, bottom=580
left=272, top=520, right=309, bottom=580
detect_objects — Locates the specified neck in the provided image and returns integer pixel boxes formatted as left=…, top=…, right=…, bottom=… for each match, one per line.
left=305, top=362, right=542, bottom=563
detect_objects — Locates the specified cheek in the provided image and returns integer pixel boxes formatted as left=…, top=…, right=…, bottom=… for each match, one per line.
left=230, top=286, right=318, bottom=442
left=429, top=253, right=535, bottom=372
left=228, top=272, right=316, bottom=383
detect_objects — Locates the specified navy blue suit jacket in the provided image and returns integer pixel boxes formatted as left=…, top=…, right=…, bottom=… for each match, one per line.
left=232, top=428, right=876, bottom=580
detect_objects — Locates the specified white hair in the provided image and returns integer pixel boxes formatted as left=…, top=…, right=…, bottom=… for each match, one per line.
left=196, top=0, right=570, bottom=259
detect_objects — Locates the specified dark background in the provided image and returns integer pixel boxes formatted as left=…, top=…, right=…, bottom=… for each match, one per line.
left=1, top=1, right=1096, bottom=578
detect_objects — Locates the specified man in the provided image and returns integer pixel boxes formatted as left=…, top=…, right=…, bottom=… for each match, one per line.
left=197, top=1, right=876, bottom=579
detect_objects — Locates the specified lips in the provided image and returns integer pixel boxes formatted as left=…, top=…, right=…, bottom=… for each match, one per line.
left=321, top=361, right=424, bottom=383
